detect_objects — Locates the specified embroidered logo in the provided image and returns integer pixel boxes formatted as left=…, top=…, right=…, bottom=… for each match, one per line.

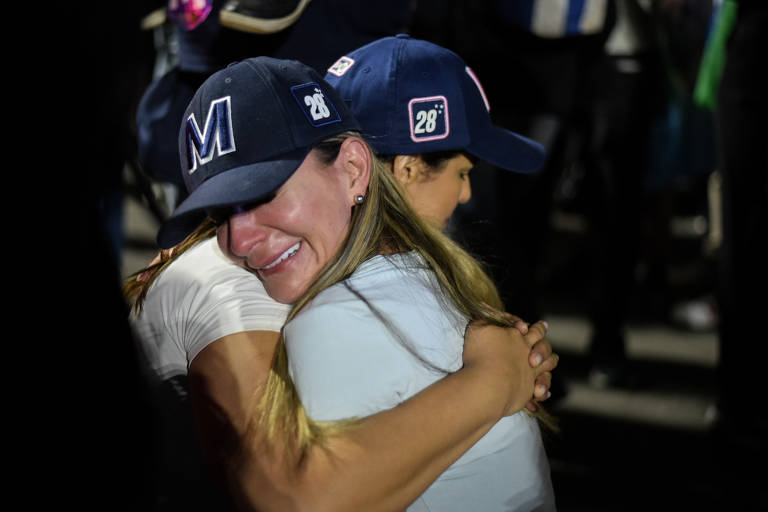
left=409, top=96, right=449, bottom=143
left=184, top=96, right=236, bottom=174
left=327, top=56, right=355, bottom=77
left=291, top=83, right=341, bottom=126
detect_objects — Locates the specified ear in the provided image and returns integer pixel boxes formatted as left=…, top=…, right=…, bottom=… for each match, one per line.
left=392, top=155, right=427, bottom=187
left=337, top=137, right=372, bottom=206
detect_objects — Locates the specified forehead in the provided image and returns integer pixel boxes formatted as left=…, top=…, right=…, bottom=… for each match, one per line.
left=428, top=153, right=473, bottom=172
left=450, top=153, right=473, bottom=168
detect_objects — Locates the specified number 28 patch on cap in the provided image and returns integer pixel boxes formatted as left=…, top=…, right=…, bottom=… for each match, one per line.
left=292, top=82, right=342, bottom=127
left=409, top=96, right=449, bottom=143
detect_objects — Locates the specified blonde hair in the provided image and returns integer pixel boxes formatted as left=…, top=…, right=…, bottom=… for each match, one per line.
left=260, top=132, right=557, bottom=455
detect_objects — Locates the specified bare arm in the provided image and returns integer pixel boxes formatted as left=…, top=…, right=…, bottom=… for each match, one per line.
left=188, top=323, right=556, bottom=512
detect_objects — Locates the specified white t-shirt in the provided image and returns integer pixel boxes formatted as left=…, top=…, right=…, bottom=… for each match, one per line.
left=130, top=237, right=290, bottom=511
left=133, top=237, right=291, bottom=380
left=286, top=252, right=556, bottom=511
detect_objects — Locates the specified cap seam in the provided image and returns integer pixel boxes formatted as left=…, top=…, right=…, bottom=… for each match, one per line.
left=244, top=58, right=303, bottom=151
left=389, top=38, right=407, bottom=149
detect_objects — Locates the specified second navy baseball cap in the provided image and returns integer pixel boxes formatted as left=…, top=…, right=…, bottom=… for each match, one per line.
left=325, top=34, right=545, bottom=173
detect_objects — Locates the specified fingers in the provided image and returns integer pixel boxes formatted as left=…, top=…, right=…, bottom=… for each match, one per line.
left=533, top=372, right=552, bottom=401
left=526, top=371, right=553, bottom=411
left=527, top=321, right=557, bottom=404
left=510, top=320, right=529, bottom=335
left=524, top=321, right=549, bottom=347
left=527, top=332, right=552, bottom=369
left=537, top=352, right=559, bottom=374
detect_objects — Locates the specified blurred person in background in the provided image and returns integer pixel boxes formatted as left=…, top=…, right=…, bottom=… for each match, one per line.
left=712, top=0, right=767, bottom=446
left=410, top=1, right=719, bottom=389
left=135, top=0, right=415, bottom=212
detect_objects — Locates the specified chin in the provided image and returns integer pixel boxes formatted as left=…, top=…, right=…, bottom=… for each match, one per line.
left=266, top=288, right=300, bottom=305
left=263, top=279, right=309, bottom=305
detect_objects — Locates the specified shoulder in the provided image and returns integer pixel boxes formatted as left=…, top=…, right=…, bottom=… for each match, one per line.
left=150, top=238, right=283, bottom=311
left=298, top=252, right=457, bottom=320
left=135, top=238, right=289, bottom=367
left=292, top=253, right=430, bottom=318
left=289, top=252, right=466, bottom=370
left=347, top=252, right=449, bottom=314
left=159, top=238, right=244, bottom=286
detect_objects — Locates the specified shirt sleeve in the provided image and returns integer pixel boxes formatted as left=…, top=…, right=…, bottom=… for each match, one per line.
left=157, top=240, right=291, bottom=367
left=182, top=266, right=290, bottom=364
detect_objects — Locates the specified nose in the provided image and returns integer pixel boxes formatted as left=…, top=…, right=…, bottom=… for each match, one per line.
left=226, top=209, right=267, bottom=259
left=459, top=177, right=472, bottom=204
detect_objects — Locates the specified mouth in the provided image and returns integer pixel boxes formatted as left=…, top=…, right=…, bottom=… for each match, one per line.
left=259, top=242, right=301, bottom=270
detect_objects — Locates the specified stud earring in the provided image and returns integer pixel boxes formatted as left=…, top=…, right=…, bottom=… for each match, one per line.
left=355, top=194, right=365, bottom=205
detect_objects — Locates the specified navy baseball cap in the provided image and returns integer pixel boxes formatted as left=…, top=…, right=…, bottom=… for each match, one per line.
left=156, top=56, right=361, bottom=249
left=325, top=34, right=544, bottom=173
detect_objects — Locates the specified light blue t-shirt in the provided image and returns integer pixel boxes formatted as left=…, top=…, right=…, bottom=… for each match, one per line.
left=285, top=252, right=556, bottom=511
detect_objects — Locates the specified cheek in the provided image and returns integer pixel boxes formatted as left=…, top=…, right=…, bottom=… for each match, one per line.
left=215, top=224, right=248, bottom=269
left=312, top=198, right=352, bottom=254
left=403, top=182, right=444, bottom=229
left=453, top=182, right=466, bottom=207
left=216, top=225, right=232, bottom=259
left=435, top=179, right=463, bottom=213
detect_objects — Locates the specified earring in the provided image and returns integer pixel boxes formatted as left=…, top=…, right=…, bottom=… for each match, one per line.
left=355, top=194, right=365, bottom=205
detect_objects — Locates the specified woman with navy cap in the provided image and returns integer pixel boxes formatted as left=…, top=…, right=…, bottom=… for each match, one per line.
left=127, top=48, right=555, bottom=511
left=325, top=34, right=545, bottom=233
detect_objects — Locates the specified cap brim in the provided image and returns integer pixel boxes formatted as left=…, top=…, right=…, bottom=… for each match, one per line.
left=219, top=0, right=312, bottom=34
left=468, top=125, right=545, bottom=174
left=156, top=149, right=307, bottom=248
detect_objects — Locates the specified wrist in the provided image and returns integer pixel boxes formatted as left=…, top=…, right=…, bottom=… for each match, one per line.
left=459, top=359, right=510, bottom=423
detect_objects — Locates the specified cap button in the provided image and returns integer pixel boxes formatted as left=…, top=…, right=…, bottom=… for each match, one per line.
left=395, top=33, right=411, bottom=39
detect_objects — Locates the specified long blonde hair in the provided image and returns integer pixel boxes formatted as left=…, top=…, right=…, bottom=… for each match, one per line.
left=259, top=132, right=557, bottom=454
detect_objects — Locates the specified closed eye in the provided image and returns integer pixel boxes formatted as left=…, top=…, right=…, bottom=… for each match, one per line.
left=206, top=196, right=274, bottom=226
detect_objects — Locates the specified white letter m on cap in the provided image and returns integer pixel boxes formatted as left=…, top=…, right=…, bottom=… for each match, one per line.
left=185, top=96, right=236, bottom=174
